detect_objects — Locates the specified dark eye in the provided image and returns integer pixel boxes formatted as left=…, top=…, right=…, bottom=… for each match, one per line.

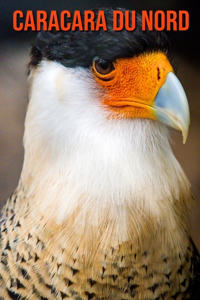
left=94, top=59, right=115, bottom=75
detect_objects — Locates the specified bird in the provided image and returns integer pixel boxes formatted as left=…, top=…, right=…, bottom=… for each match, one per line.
left=0, top=7, right=199, bottom=300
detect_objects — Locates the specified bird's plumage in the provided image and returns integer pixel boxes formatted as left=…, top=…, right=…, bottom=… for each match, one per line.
left=28, top=9, right=171, bottom=70
left=0, top=7, right=199, bottom=300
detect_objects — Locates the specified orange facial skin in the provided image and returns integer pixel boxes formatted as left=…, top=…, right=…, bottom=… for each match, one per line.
left=92, top=52, right=174, bottom=120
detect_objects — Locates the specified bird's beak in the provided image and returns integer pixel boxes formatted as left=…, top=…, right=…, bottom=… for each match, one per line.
left=153, top=72, right=190, bottom=143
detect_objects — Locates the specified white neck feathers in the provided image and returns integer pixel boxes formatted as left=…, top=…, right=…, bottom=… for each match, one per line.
left=19, top=61, right=191, bottom=249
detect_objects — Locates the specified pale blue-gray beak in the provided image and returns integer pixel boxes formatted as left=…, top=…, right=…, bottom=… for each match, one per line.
left=154, top=72, right=190, bottom=143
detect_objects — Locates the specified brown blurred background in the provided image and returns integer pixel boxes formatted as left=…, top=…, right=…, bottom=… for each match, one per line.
left=0, top=1, right=200, bottom=251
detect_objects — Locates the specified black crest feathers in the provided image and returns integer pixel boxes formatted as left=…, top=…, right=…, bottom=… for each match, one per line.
left=28, top=8, right=170, bottom=72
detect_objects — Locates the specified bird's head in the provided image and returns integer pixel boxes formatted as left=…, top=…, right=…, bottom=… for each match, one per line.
left=27, top=8, right=189, bottom=146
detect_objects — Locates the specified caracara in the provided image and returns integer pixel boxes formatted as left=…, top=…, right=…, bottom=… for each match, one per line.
left=0, top=8, right=199, bottom=300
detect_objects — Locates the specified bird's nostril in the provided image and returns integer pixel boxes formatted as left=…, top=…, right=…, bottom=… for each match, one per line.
left=157, top=67, right=161, bottom=81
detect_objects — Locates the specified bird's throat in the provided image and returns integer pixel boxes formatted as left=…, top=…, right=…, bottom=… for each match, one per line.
left=19, top=117, right=193, bottom=258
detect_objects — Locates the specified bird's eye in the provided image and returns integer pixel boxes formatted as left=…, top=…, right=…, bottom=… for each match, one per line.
left=94, top=59, right=115, bottom=75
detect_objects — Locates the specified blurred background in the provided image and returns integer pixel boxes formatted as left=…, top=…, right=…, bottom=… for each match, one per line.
left=0, top=0, right=199, bottom=250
